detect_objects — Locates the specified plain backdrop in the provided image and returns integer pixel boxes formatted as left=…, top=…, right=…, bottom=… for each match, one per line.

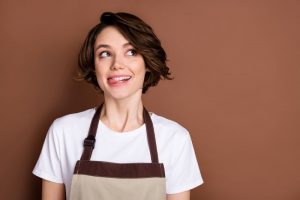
left=0, top=0, right=300, bottom=199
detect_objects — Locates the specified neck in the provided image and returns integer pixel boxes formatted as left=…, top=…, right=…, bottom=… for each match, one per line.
left=100, top=95, right=144, bottom=133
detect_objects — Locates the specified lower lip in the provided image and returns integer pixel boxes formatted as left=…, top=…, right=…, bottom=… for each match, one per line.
left=107, top=78, right=131, bottom=87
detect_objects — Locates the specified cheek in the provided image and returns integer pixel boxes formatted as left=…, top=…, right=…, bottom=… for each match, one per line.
left=95, top=59, right=107, bottom=77
left=95, top=67, right=106, bottom=88
left=133, top=59, right=146, bottom=74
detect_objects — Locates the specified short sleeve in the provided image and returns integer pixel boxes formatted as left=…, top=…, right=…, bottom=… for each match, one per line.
left=166, top=131, right=203, bottom=194
left=32, top=120, right=64, bottom=183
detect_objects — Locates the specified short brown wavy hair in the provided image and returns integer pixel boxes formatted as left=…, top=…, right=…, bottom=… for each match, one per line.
left=77, top=12, right=172, bottom=93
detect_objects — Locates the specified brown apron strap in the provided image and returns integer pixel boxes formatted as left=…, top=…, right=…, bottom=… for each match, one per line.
left=80, top=104, right=103, bottom=160
left=80, top=104, right=159, bottom=163
left=143, top=107, right=159, bottom=163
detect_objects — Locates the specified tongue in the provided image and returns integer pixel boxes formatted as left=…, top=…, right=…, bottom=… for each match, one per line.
left=108, top=78, right=128, bottom=84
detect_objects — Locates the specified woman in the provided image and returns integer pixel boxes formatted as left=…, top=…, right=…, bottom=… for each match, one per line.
left=33, top=12, right=203, bottom=200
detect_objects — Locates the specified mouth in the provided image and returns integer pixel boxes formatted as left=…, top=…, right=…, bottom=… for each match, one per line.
left=107, top=75, right=132, bottom=85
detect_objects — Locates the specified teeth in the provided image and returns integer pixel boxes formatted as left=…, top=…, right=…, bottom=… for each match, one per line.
left=110, top=76, right=131, bottom=81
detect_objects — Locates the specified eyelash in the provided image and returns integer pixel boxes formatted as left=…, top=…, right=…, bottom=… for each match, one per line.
left=98, top=49, right=138, bottom=58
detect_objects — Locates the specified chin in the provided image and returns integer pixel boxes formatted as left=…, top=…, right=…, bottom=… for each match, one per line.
left=104, top=89, right=142, bottom=101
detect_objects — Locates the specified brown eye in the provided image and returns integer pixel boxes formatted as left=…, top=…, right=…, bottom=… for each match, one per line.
left=99, top=51, right=111, bottom=58
left=126, top=49, right=137, bottom=56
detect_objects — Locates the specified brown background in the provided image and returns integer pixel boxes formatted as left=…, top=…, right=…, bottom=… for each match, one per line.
left=1, top=0, right=299, bottom=199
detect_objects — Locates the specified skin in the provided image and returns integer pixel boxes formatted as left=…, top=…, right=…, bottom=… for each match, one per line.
left=42, top=26, right=190, bottom=200
left=42, top=180, right=64, bottom=200
left=94, top=26, right=147, bottom=132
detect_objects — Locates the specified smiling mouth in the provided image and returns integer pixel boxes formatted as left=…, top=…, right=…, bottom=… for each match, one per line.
left=107, top=75, right=132, bottom=84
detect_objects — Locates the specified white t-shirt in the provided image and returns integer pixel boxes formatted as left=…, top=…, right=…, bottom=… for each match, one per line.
left=33, top=108, right=203, bottom=199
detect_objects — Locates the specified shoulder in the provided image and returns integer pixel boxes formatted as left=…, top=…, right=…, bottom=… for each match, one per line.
left=48, top=108, right=96, bottom=139
left=43, top=108, right=96, bottom=150
left=151, top=113, right=190, bottom=141
left=52, top=108, right=96, bottom=129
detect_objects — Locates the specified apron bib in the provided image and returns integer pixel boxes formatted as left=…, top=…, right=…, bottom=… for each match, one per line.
left=70, top=105, right=166, bottom=200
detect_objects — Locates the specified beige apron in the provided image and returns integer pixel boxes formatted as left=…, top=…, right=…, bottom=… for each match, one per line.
left=70, top=105, right=166, bottom=200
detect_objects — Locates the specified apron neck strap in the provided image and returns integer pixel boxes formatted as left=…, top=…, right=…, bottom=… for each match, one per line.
left=143, top=107, right=159, bottom=163
left=80, top=104, right=159, bottom=163
left=80, top=104, right=102, bottom=161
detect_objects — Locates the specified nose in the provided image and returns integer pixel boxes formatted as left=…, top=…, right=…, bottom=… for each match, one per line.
left=110, top=53, right=124, bottom=70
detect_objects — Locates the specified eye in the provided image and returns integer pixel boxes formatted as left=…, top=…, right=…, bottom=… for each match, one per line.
left=99, top=51, right=111, bottom=58
left=126, top=49, right=137, bottom=56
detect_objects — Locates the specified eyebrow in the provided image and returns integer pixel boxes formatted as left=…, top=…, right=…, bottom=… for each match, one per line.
left=95, top=44, right=110, bottom=51
left=95, top=42, right=132, bottom=51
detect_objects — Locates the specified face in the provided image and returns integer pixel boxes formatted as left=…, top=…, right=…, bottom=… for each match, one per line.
left=94, top=26, right=146, bottom=100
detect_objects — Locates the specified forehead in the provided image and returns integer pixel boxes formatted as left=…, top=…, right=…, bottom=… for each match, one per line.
left=95, top=26, right=129, bottom=47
